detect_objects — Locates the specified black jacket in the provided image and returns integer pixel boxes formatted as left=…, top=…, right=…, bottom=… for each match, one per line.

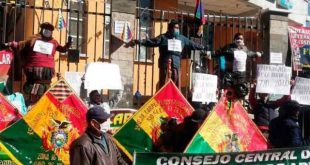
left=269, top=116, right=309, bottom=148
left=139, top=32, right=204, bottom=69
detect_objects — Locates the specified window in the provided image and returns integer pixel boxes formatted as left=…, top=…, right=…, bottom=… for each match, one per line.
left=103, top=1, right=111, bottom=59
left=68, top=0, right=87, bottom=56
left=135, top=0, right=153, bottom=62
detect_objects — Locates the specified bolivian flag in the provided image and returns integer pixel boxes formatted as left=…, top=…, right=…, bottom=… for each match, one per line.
left=0, top=93, right=21, bottom=131
left=185, top=97, right=267, bottom=153
left=0, top=79, right=88, bottom=165
left=113, top=80, right=194, bottom=160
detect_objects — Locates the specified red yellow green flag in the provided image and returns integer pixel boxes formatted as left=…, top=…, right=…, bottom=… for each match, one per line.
left=113, top=80, right=194, bottom=160
left=0, top=79, right=88, bottom=165
left=0, top=93, right=21, bottom=131
left=185, top=97, right=267, bottom=153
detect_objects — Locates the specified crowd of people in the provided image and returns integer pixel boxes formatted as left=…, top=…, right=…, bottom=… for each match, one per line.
left=1, top=19, right=309, bottom=165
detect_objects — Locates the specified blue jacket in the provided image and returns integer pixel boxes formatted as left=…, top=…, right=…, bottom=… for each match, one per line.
left=269, top=116, right=309, bottom=148
left=139, top=32, right=204, bottom=69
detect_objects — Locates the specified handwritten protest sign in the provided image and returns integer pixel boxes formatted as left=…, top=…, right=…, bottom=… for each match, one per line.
left=256, top=65, right=291, bottom=95
left=292, top=77, right=310, bottom=105
left=192, top=73, right=218, bottom=103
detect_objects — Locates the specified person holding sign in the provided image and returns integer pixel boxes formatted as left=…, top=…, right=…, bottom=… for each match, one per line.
left=127, top=19, right=206, bottom=88
left=8, top=22, right=72, bottom=103
left=217, top=33, right=261, bottom=99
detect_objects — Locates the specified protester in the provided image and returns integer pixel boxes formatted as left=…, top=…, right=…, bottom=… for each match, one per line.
left=88, top=90, right=112, bottom=133
left=70, top=106, right=128, bottom=165
left=217, top=33, right=261, bottom=99
left=155, top=109, right=208, bottom=152
left=8, top=22, right=72, bottom=104
left=128, top=19, right=206, bottom=88
left=268, top=100, right=310, bottom=148
left=249, top=83, right=291, bottom=137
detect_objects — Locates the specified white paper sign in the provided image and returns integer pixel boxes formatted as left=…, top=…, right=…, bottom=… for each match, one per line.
left=33, top=40, right=54, bottom=55
left=84, top=62, right=123, bottom=90
left=114, top=21, right=126, bottom=34
left=256, top=64, right=291, bottom=95
left=168, top=39, right=182, bottom=52
left=192, top=73, right=218, bottom=103
left=270, top=52, right=283, bottom=64
left=291, top=77, right=310, bottom=105
left=64, top=72, right=84, bottom=96
left=233, top=50, right=247, bottom=72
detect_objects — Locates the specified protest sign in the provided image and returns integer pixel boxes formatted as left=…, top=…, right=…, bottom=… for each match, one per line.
left=134, top=146, right=310, bottom=165
left=292, top=77, right=310, bottom=105
left=84, top=62, right=123, bottom=90
left=288, top=26, right=310, bottom=70
left=256, top=64, right=291, bottom=95
left=64, top=71, right=84, bottom=96
left=192, top=73, right=217, bottom=103
left=270, top=52, right=283, bottom=64
left=233, top=50, right=247, bottom=72
left=110, top=108, right=137, bottom=134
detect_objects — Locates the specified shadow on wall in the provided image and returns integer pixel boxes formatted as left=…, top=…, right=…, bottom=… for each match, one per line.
left=110, top=35, right=125, bottom=55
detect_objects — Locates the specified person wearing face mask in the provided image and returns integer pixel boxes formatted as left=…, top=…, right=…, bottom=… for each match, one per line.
left=127, top=19, right=206, bottom=88
left=216, top=33, right=261, bottom=99
left=70, top=106, right=128, bottom=165
left=7, top=22, right=72, bottom=104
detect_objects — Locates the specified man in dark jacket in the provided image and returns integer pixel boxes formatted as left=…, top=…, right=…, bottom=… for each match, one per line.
left=70, top=106, right=128, bottom=165
left=129, top=19, right=205, bottom=88
left=269, top=100, right=309, bottom=148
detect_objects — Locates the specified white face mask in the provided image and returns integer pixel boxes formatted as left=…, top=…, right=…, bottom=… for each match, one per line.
left=234, top=39, right=244, bottom=47
left=42, top=29, right=52, bottom=38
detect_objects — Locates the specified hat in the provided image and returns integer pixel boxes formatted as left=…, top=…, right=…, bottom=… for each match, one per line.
left=40, top=22, right=55, bottom=31
left=86, top=106, right=112, bottom=121
left=191, top=109, right=207, bottom=123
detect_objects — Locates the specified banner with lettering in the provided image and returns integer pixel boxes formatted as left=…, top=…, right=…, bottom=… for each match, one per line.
left=291, top=77, right=310, bottom=105
left=110, top=108, right=137, bottom=134
left=0, top=79, right=88, bottom=165
left=0, top=50, right=13, bottom=78
left=256, top=64, right=291, bottom=95
left=192, top=73, right=218, bottom=103
left=288, top=26, right=310, bottom=71
left=134, top=146, right=310, bottom=165
left=113, top=80, right=194, bottom=160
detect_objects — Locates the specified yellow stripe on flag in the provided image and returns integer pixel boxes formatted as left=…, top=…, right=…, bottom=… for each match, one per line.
left=23, top=94, right=80, bottom=164
left=0, top=142, right=22, bottom=165
left=133, top=98, right=168, bottom=138
left=199, top=111, right=234, bottom=152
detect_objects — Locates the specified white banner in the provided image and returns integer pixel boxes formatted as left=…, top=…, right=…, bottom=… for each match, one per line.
left=256, top=64, right=291, bottom=95
left=192, top=73, right=218, bottom=103
left=291, top=77, right=310, bottom=105
left=84, top=62, right=123, bottom=90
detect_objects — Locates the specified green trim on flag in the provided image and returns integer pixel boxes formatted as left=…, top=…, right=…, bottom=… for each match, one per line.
left=113, top=119, right=152, bottom=159
left=0, top=120, right=61, bottom=164
left=186, top=133, right=214, bottom=153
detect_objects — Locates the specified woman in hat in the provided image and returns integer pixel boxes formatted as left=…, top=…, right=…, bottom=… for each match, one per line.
left=8, top=22, right=72, bottom=104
